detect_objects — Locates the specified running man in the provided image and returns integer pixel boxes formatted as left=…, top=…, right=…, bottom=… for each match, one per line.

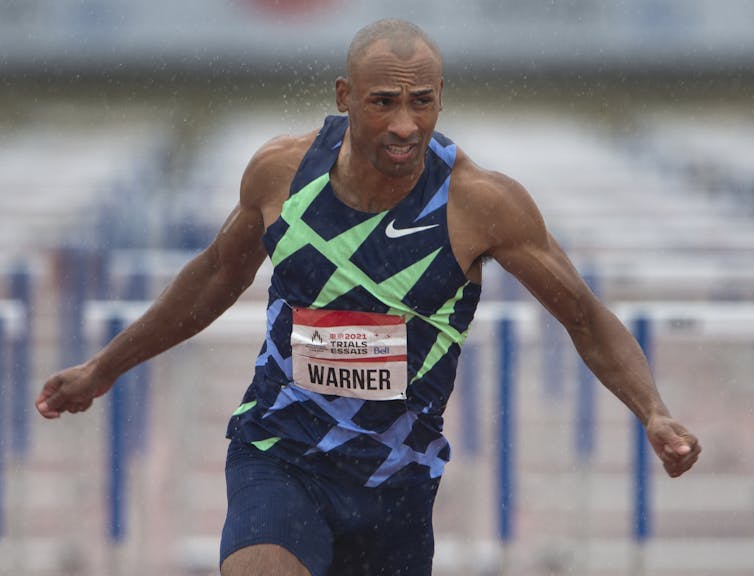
left=37, top=18, right=701, bottom=576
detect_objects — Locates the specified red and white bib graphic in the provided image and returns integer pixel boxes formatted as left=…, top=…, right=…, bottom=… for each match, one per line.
left=291, top=308, right=407, bottom=400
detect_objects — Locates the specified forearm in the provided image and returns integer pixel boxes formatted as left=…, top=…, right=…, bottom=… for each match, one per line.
left=88, top=247, right=246, bottom=381
left=568, top=304, right=670, bottom=426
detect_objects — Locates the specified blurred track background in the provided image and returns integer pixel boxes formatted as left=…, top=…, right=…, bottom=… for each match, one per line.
left=1, top=1, right=753, bottom=575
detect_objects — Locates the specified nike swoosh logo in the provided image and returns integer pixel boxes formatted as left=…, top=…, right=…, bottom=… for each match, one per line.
left=385, top=219, right=439, bottom=239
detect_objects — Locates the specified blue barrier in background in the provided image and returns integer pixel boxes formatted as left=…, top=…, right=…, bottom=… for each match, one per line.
left=632, top=315, right=652, bottom=542
left=540, top=314, right=566, bottom=399
left=58, top=247, right=154, bottom=461
left=57, top=247, right=109, bottom=367
left=458, top=305, right=531, bottom=543
left=0, top=315, right=5, bottom=538
left=86, top=300, right=154, bottom=543
left=54, top=245, right=155, bottom=541
left=576, top=358, right=596, bottom=461
left=58, top=248, right=89, bottom=367
left=121, top=271, right=150, bottom=457
left=0, top=301, right=25, bottom=539
left=457, top=295, right=659, bottom=547
left=106, top=315, right=127, bottom=543
left=576, top=270, right=600, bottom=462
left=10, top=264, right=31, bottom=459
left=498, top=317, right=517, bottom=542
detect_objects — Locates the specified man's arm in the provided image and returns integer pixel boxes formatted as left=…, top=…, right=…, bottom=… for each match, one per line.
left=35, top=140, right=286, bottom=419
left=468, top=169, right=701, bottom=477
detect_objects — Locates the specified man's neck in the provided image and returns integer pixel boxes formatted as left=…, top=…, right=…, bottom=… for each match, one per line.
left=330, top=131, right=425, bottom=213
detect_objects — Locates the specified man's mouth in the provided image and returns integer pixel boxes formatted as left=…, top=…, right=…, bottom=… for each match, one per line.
left=385, top=144, right=415, bottom=162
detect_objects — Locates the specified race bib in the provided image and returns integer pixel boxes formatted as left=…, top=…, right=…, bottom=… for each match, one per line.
left=291, top=308, right=407, bottom=400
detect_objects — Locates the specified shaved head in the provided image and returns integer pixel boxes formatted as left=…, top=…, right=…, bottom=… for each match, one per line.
left=346, top=19, right=442, bottom=78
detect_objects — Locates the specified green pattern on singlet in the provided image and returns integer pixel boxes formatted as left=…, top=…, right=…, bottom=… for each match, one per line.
left=272, top=172, right=445, bottom=314
left=270, top=169, right=474, bottom=388
left=250, top=437, right=281, bottom=451
left=411, top=283, right=471, bottom=383
left=232, top=401, right=257, bottom=416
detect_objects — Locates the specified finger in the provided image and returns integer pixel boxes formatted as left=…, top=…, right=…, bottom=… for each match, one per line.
left=36, top=379, right=64, bottom=419
left=663, top=448, right=700, bottom=477
left=36, top=401, right=61, bottom=419
left=677, top=444, right=701, bottom=469
left=662, top=458, right=687, bottom=477
left=38, top=388, right=69, bottom=417
left=664, top=443, right=690, bottom=456
left=662, top=446, right=698, bottom=471
left=70, top=398, right=94, bottom=414
left=664, top=434, right=693, bottom=456
left=673, top=449, right=699, bottom=468
left=666, top=461, right=693, bottom=478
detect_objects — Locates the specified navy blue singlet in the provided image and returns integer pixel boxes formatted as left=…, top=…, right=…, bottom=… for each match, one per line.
left=226, top=115, right=481, bottom=488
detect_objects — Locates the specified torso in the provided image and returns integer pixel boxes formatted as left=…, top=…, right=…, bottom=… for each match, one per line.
left=228, top=115, right=483, bottom=487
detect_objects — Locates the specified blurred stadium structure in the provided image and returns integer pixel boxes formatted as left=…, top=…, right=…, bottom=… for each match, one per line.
left=2, top=0, right=754, bottom=76
left=1, top=1, right=753, bottom=575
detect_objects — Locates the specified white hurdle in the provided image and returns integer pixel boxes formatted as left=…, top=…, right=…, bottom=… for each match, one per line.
left=615, top=301, right=754, bottom=576
left=79, top=297, right=754, bottom=575
left=83, top=300, right=270, bottom=547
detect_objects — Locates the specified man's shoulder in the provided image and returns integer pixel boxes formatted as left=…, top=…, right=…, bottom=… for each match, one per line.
left=451, top=148, right=525, bottom=206
left=448, top=147, right=547, bottom=259
left=250, top=130, right=319, bottom=173
left=239, top=129, right=319, bottom=206
left=243, top=130, right=318, bottom=182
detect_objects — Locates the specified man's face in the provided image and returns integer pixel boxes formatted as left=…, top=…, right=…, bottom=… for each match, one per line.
left=337, top=39, right=443, bottom=180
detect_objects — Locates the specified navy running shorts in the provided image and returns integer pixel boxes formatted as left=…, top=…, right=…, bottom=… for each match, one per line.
left=220, top=438, right=441, bottom=576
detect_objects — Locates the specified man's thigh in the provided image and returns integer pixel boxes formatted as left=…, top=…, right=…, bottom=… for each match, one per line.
left=326, top=477, right=441, bottom=576
left=220, top=440, right=333, bottom=576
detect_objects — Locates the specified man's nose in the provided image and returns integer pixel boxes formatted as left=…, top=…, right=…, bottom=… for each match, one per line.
left=388, top=106, right=418, bottom=141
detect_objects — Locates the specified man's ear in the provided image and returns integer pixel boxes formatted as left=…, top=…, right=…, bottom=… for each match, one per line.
left=438, top=77, right=444, bottom=111
left=335, top=77, right=350, bottom=113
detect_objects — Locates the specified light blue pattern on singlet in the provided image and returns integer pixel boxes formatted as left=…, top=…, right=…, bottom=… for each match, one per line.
left=415, top=139, right=456, bottom=220
left=255, top=298, right=290, bottom=374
